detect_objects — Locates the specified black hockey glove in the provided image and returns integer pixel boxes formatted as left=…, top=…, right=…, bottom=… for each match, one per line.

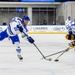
left=17, top=25, right=23, bottom=32
left=27, top=37, right=35, bottom=44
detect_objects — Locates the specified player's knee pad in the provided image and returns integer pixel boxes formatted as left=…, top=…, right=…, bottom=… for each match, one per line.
left=16, top=46, right=21, bottom=53
left=65, top=34, right=75, bottom=40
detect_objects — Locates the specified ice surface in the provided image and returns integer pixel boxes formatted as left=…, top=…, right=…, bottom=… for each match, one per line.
left=0, top=34, right=75, bottom=75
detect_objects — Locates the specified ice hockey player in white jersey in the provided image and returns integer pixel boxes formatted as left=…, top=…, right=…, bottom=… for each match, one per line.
left=65, top=19, right=75, bottom=47
left=0, top=15, right=34, bottom=60
left=65, top=16, right=71, bottom=30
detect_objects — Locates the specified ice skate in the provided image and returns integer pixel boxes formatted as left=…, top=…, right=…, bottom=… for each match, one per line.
left=69, top=40, right=75, bottom=47
left=17, top=54, right=23, bottom=60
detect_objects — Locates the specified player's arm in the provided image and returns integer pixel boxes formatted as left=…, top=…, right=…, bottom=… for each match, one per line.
left=17, top=25, right=34, bottom=44
left=22, top=27, right=35, bottom=44
left=21, top=26, right=28, bottom=38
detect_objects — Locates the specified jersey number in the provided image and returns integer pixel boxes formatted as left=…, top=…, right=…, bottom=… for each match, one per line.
left=14, top=27, right=18, bottom=31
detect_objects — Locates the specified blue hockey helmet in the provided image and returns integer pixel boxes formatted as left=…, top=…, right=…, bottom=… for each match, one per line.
left=68, top=16, right=71, bottom=19
left=22, top=15, right=30, bottom=21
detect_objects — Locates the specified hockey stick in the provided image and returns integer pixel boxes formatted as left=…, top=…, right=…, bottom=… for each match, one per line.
left=41, top=47, right=69, bottom=60
left=54, top=47, right=74, bottom=61
left=33, top=43, right=51, bottom=61
left=43, top=49, right=68, bottom=58
left=33, top=43, right=45, bottom=59
left=41, top=47, right=71, bottom=59
left=23, top=32, right=51, bottom=61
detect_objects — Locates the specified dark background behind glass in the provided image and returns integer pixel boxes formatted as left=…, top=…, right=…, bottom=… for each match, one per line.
left=0, top=0, right=20, bottom=2
left=21, top=0, right=55, bottom=2
left=0, top=0, right=74, bottom=2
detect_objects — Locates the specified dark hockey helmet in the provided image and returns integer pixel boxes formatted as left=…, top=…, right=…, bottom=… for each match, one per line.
left=68, top=16, right=71, bottom=20
left=22, top=15, right=30, bottom=25
left=22, top=15, right=30, bottom=21
left=68, top=16, right=71, bottom=19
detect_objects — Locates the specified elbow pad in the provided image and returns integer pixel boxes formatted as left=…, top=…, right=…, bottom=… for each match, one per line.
left=17, top=25, right=23, bottom=32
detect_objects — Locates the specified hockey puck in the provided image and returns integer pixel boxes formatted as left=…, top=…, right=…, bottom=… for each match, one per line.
left=54, top=59, right=59, bottom=62
left=45, top=58, right=52, bottom=61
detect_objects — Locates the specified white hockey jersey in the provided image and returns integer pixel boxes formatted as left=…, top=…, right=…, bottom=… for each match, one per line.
left=65, top=19, right=71, bottom=30
left=70, top=21, right=75, bottom=35
left=6, top=17, right=28, bottom=36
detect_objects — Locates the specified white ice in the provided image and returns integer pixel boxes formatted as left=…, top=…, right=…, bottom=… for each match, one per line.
left=0, top=34, right=75, bottom=75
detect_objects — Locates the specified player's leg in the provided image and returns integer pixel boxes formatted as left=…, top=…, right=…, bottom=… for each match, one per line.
left=0, top=29, right=8, bottom=41
left=10, top=35, right=23, bottom=60
left=15, top=42, right=23, bottom=60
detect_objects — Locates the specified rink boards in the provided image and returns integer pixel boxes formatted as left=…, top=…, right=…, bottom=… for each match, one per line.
left=0, top=25, right=67, bottom=34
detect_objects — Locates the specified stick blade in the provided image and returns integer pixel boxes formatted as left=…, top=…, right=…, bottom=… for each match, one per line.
left=45, top=58, right=52, bottom=61
left=54, top=59, right=59, bottom=62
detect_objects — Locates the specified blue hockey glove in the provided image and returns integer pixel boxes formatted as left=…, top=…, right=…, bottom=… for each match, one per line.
left=27, top=37, right=35, bottom=44
left=17, top=25, right=23, bottom=32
